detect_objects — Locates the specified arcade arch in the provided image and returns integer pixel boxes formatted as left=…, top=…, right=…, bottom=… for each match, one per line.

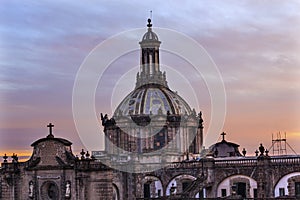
left=274, top=172, right=300, bottom=197
left=217, top=175, right=257, bottom=198
left=166, top=174, right=196, bottom=196
left=142, top=176, right=163, bottom=198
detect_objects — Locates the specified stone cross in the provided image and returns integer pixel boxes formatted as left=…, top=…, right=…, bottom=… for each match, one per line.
left=221, top=132, right=226, bottom=141
left=47, top=123, right=54, bottom=136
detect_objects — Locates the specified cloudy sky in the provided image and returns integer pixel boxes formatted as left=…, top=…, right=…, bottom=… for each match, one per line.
left=1, top=0, right=300, bottom=158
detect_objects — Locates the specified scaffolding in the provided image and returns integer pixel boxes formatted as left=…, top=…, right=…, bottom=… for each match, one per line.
left=272, top=132, right=287, bottom=155
left=268, top=132, right=297, bottom=155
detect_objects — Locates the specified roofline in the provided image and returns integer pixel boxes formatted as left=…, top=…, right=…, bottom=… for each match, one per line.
left=31, top=137, right=72, bottom=147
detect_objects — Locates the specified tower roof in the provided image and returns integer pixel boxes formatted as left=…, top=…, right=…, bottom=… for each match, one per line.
left=139, top=18, right=161, bottom=47
left=136, top=18, right=167, bottom=88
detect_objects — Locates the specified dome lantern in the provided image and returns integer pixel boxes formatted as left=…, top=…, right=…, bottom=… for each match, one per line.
left=136, top=19, right=167, bottom=88
left=114, top=19, right=193, bottom=116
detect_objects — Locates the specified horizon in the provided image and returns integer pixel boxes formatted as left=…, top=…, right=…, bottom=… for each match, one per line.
left=1, top=1, right=300, bottom=159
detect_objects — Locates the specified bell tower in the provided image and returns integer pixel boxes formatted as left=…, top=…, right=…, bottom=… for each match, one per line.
left=136, top=19, right=168, bottom=88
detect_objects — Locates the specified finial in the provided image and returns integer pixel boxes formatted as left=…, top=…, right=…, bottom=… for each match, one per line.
left=80, top=149, right=85, bottom=160
left=221, top=132, right=226, bottom=141
left=265, top=149, right=269, bottom=156
left=147, top=18, right=152, bottom=28
left=86, top=151, right=90, bottom=159
left=242, top=148, right=247, bottom=156
left=255, top=150, right=259, bottom=156
left=3, top=153, right=8, bottom=163
left=47, top=123, right=54, bottom=138
left=11, top=153, right=18, bottom=163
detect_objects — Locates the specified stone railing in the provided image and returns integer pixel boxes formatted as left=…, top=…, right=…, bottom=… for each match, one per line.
left=212, top=156, right=300, bottom=167
left=164, top=158, right=259, bottom=169
left=75, top=160, right=110, bottom=171
left=270, top=156, right=300, bottom=165
left=165, top=161, right=204, bottom=169
left=214, top=158, right=257, bottom=167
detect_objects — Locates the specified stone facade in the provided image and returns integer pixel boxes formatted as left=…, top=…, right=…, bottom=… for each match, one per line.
left=2, top=129, right=300, bottom=199
left=0, top=132, right=113, bottom=200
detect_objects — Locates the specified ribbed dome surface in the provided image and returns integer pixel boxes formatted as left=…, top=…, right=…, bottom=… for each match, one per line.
left=142, top=29, right=159, bottom=41
left=114, top=84, right=192, bottom=116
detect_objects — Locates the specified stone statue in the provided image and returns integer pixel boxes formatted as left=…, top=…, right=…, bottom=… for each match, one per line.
left=170, top=183, right=176, bottom=195
left=29, top=181, right=34, bottom=198
left=65, top=181, right=71, bottom=198
left=101, top=113, right=108, bottom=126
left=198, top=111, right=204, bottom=127
left=198, top=111, right=202, bottom=119
left=259, top=143, right=265, bottom=155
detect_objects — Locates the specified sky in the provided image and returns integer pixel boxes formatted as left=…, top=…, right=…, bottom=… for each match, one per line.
left=1, top=0, right=300, bottom=159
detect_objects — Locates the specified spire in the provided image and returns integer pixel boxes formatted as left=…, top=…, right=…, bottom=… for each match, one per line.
left=136, top=18, right=168, bottom=88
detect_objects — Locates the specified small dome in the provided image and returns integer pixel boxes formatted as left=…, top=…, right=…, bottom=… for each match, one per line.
left=209, top=139, right=242, bottom=158
left=114, top=84, right=192, bottom=116
left=142, top=29, right=159, bottom=41
left=139, top=19, right=161, bottom=48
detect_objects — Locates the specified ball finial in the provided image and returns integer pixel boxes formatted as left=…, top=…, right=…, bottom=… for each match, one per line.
left=147, top=18, right=152, bottom=27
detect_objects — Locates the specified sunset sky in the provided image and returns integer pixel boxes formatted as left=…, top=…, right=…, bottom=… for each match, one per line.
left=1, top=0, right=300, bottom=159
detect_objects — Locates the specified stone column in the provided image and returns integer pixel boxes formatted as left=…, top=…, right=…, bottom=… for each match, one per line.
left=256, top=153, right=272, bottom=198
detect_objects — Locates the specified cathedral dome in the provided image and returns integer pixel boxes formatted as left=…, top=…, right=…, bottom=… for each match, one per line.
left=113, top=19, right=192, bottom=117
left=102, top=19, right=203, bottom=157
left=113, top=84, right=192, bottom=116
